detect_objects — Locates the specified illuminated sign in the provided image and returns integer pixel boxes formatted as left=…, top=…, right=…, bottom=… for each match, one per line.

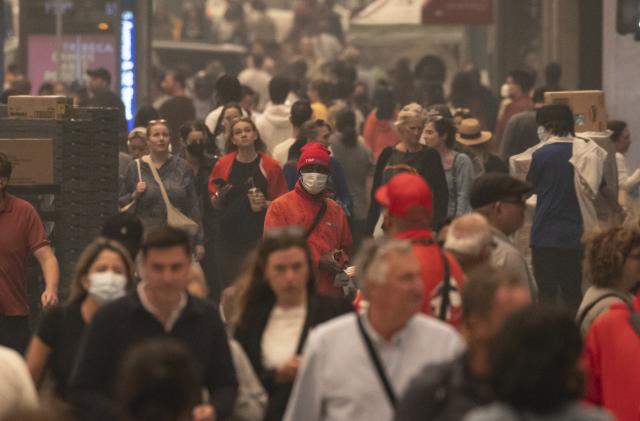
left=120, top=10, right=135, bottom=130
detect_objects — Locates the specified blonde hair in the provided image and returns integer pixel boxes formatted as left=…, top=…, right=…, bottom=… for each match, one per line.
left=394, top=102, right=426, bottom=129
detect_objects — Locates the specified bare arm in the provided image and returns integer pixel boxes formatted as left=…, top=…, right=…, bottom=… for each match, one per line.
left=24, top=336, right=52, bottom=386
left=34, top=246, right=60, bottom=308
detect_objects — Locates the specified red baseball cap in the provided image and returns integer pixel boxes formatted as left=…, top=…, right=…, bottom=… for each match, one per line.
left=375, top=173, right=433, bottom=218
left=297, top=142, right=331, bottom=171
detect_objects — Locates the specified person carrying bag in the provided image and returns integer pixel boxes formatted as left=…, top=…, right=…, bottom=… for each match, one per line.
left=142, top=156, right=199, bottom=237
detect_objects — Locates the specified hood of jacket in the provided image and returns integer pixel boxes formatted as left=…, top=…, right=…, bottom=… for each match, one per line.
left=261, top=104, right=292, bottom=129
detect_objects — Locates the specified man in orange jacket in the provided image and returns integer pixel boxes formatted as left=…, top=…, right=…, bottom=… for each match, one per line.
left=264, top=142, right=352, bottom=296
left=375, top=172, right=464, bottom=325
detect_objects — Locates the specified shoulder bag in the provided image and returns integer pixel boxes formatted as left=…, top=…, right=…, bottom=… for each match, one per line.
left=120, top=159, right=142, bottom=213
left=143, top=156, right=200, bottom=236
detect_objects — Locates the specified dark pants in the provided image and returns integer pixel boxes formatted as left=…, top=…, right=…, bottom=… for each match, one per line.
left=532, top=247, right=583, bottom=311
left=0, top=315, right=30, bottom=354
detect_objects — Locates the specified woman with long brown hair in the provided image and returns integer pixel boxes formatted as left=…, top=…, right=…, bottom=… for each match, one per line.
left=231, top=227, right=351, bottom=421
left=208, top=117, right=288, bottom=293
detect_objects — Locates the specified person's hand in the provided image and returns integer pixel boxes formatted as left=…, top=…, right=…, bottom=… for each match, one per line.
left=248, top=190, right=267, bottom=213
left=210, top=184, right=233, bottom=209
left=194, top=245, right=205, bottom=261
left=132, top=181, right=147, bottom=199
left=319, top=249, right=344, bottom=273
left=276, top=356, right=301, bottom=384
left=192, top=404, right=216, bottom=421
left=41, top=289, right=58, bottom=309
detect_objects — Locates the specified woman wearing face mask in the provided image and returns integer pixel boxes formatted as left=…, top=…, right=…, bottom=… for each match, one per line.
left=232, top=227, right=352, bottom=421
left=366, top=103, right=449, bottom=235
left=179, top=121, right=220, bottom=300
left=209, top=117, right=288, bottom=294
left=25, top=238, right=134, bottom=399
left=118, top=119, right=204, bottom=259
left=423, top=113, right=475, bottom=217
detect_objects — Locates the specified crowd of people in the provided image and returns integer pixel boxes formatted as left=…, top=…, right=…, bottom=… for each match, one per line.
left=1, top=19, right=640, bottom=421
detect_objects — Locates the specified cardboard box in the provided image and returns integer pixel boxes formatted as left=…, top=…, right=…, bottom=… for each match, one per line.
left=544, top=90, right=607, bottom=132
left=7, top=95, right=70, bottom=120
left=0, top=138, right=54, bottom=185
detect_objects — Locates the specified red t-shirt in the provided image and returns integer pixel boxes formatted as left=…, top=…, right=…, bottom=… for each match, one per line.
left=0, top=194, right=50, bottom=316
left=394, top=228, right=465, bottom=326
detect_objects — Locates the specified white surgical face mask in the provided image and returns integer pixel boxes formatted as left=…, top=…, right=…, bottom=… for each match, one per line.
left=537, top=126, right=550, bottom=143
left=88, top=271, right=127, bottom=304
left=300, top=172, right=328, bottom=195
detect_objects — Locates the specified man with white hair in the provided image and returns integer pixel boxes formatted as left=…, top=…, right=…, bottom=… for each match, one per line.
left=444, top=213, right=494, bottom=277
left=283, top=239, right=464, bottom=421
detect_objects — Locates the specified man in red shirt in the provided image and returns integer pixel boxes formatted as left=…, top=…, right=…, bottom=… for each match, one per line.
left=584, top=290, right=640, bottom=421
left=375, top=172, right=464, bottom=325
left=493, top=69, right=535, bottom=153
left=265, top=143, right=352, bottom=296
left=0, top=153, right=59, bottom=353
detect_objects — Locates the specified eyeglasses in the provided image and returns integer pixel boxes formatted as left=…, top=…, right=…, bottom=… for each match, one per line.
left=147, top=119, right=167, bottom=125
left=426, top=109, right=444, bottom=121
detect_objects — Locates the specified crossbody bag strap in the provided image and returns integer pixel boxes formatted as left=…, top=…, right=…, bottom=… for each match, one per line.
left=356, top=315, right=397, bottom=408
left=143, top=156, right=173, bottom=212
left=305, top=199, right=328, bottom=239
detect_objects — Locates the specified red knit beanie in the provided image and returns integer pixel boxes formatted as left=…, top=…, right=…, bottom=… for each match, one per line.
left=297, top=142, right=331, bottom=171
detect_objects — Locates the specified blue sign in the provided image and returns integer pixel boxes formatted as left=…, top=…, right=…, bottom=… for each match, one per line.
left=120, top=10, right=135, bottom=130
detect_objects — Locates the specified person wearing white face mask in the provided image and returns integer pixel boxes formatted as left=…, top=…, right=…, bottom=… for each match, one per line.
left=25, top=238, right=134, bottom=400
left=265, top=142, right=353, bottom=297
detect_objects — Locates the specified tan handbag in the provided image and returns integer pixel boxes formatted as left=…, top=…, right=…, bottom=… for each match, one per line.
left=143, top=156, right=200, bottom=236
left=120, top=159, right=142, bottom=213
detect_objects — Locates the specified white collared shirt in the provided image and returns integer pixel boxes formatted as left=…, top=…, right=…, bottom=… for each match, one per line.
left=283, top=311, right=464, bottom=421
left=137, top=282, right=187, bottom=332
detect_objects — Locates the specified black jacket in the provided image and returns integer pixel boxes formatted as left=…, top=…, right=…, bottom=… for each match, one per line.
left=367, top=146, right=449, bottom=234
left=68, top=290, right=238, bottom=421
left=395, top=353, right=492, bottom=421
left=234, top=295, right=352, bottom=421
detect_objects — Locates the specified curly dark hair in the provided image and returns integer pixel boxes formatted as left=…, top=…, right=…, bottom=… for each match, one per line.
left=427, top=114, right=457, bottom=149
left=490, top=305, right=584, bottom=414
left=583, top=225, right=640, bottom=289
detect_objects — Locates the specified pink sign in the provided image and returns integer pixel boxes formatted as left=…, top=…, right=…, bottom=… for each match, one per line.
left=27, top=34, right=117, bottom=94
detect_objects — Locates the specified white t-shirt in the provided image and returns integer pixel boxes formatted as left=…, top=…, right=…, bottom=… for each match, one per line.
left=273, top=137, right=296, bottom=166
left=261, top=304, right=307, bottom=370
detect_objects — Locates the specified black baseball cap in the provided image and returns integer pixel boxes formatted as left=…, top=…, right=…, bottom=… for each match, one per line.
left=470, top=173, right=532, bottom=209
left=87, top=67, right=112, bottom=84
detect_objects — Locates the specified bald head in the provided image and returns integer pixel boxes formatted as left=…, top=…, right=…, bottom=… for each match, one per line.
left=444, top=213, right=493, bottom=273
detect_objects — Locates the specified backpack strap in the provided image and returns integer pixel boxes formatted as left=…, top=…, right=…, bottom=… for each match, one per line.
left=576, top=293, right=628, bottom=331
left=410, top=237, right=452, bottom=321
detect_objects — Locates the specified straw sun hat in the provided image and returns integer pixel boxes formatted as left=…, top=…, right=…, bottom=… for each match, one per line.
left=455, top=118, right=493, bottom=146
